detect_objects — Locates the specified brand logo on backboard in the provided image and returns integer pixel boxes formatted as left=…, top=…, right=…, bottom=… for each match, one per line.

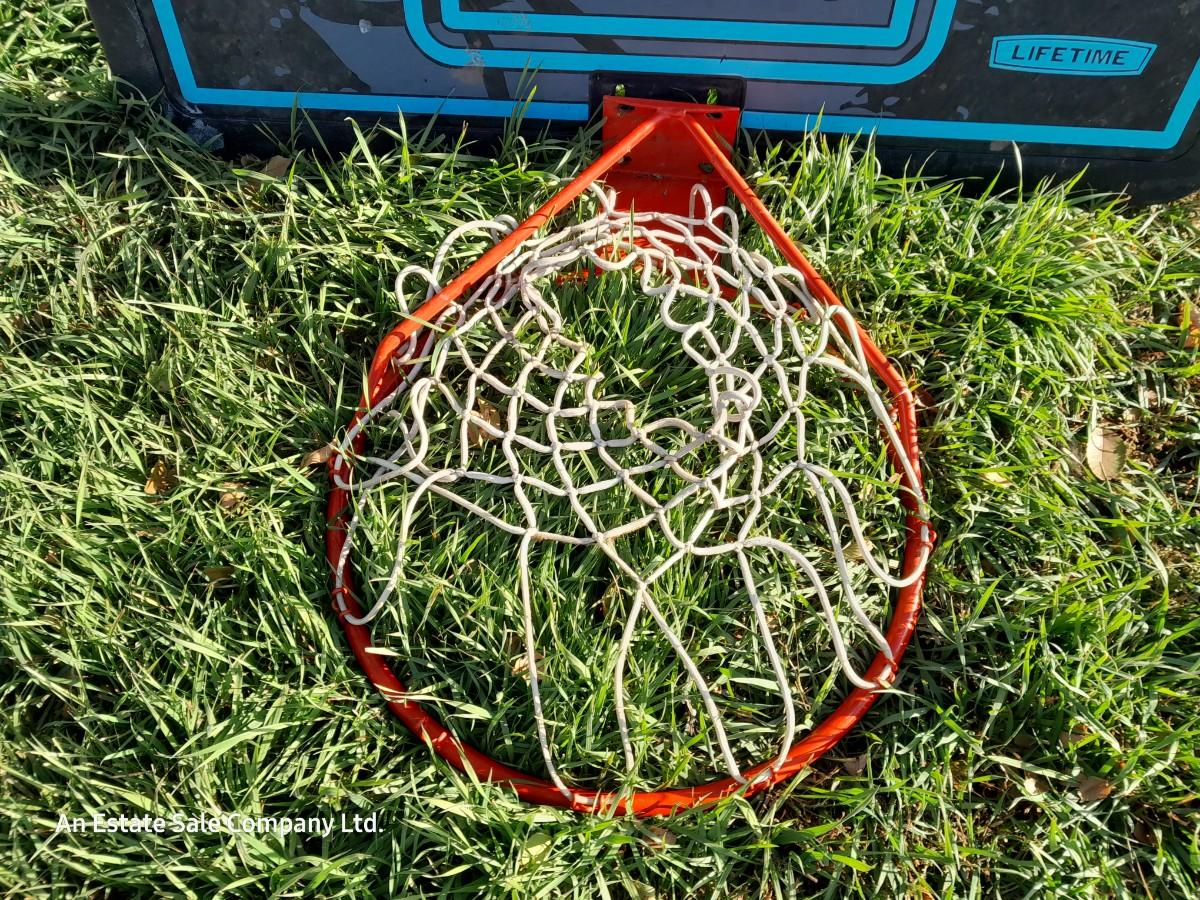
left=990, top=35, right=1155, bottom=76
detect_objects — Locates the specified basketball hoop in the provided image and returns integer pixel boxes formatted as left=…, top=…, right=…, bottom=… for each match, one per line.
left=325, top=97, right=934, bottom=817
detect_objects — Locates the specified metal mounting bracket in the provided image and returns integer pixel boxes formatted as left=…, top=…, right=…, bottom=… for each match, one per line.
left=600, top=96, right=741, bottom=217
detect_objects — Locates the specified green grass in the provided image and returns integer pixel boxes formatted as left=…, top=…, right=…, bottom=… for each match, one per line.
left=2, top=2, right=1199, bottom=897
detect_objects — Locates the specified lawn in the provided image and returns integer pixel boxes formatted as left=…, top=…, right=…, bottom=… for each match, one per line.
left=1, top=2, right=1198, bottom=897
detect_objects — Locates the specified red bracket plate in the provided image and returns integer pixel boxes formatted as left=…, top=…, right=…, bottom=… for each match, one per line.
left=601, top=95, right=741, bottom=217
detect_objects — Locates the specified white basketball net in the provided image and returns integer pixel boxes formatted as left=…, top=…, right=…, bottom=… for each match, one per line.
left=332, top=185, right=931, bottom=798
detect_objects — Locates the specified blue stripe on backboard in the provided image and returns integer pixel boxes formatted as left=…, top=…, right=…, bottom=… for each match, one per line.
left=148, top=0, right=1200, bottom=151
left=439, top=0, right=925, bottom=49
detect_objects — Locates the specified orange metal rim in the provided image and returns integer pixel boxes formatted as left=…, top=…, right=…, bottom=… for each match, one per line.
left=325, top=101, right=935, bottom=818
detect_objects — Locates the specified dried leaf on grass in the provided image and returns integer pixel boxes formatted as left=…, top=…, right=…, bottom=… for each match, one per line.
left=218, top=489, right=247, bottom=513
left=842, top=538, right=875, bottom=562
left=1077, top=775, right=1115, bottom=802
left=1132, top=819, right=1156, bottom=845
left=1085, top=425, right=1127, bottom=481
left=843, top=754, right=869, bottom=775
left=144, top=459, right=178, bottom=495
left=511, top=650, right=544, bottom=678
left=1059, top=723, right=1090, bottom=747
left=913, top=385, right=937, bottom=410
left=981, top=470, right=1014, bottom=488
left=261, top=155, right=292, bottom=179
left=302, top=443, right=336, bottom=468
left=641, top=826, right=678, bottom=851
left=1023, top=774, right=1047, bottom=796
left=203, top=566, right=235, bottom=585
left=466, top=399, right=501, bottom=447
